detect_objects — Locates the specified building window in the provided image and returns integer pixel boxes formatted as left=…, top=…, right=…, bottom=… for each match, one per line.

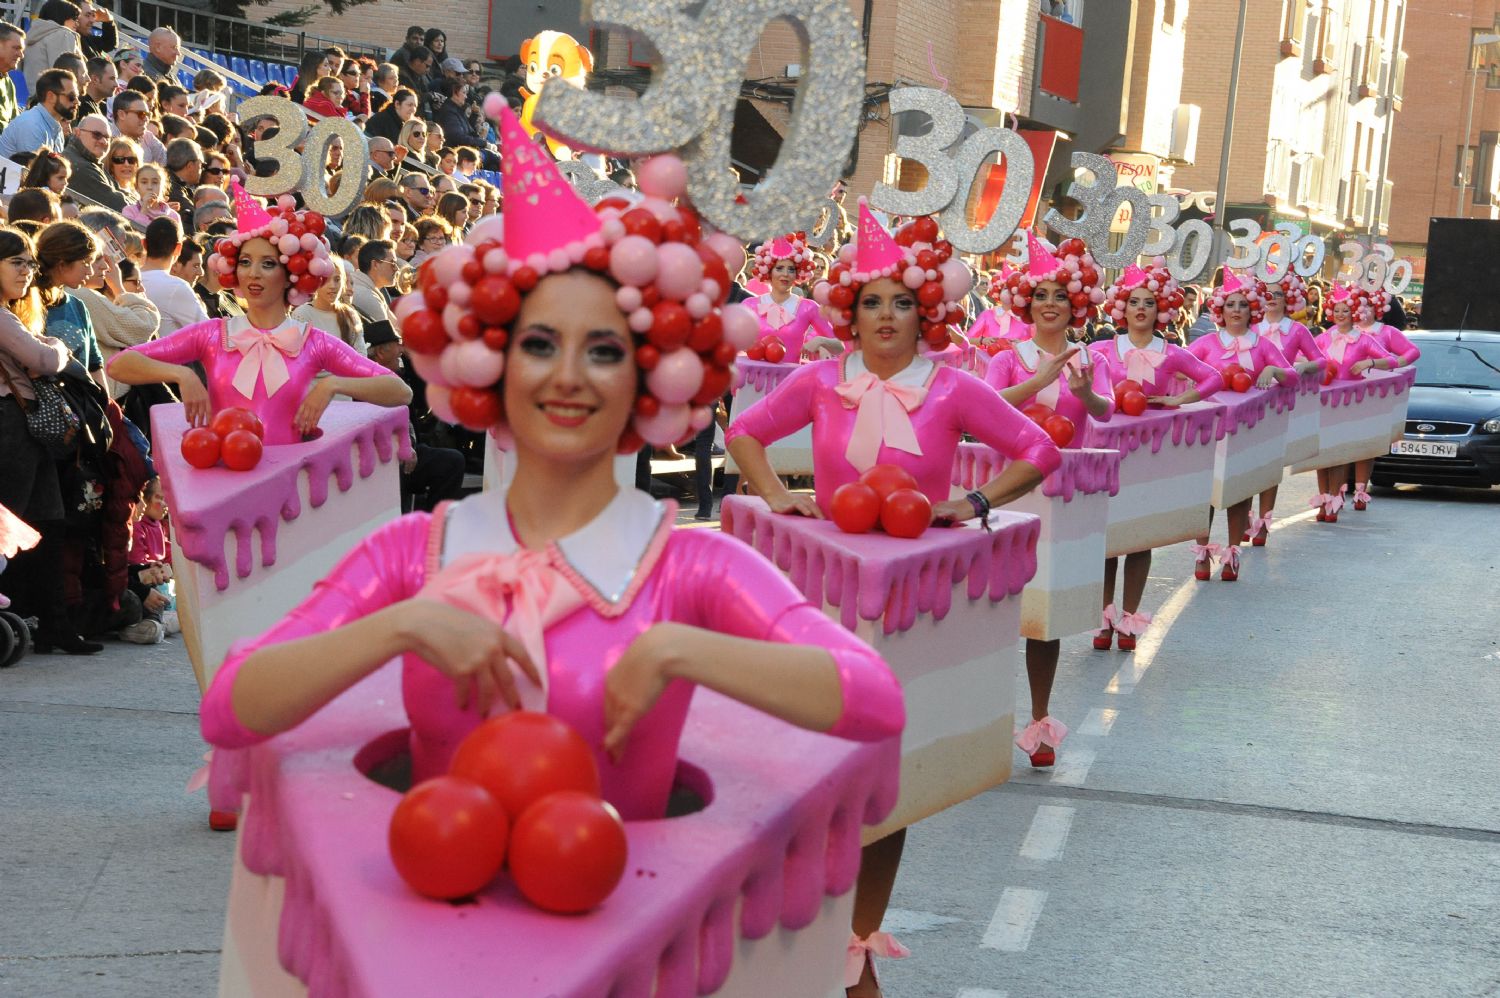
left=1042, top=0, right=1083, bottom=25
left=1281, top=0, right=1308, bottom=57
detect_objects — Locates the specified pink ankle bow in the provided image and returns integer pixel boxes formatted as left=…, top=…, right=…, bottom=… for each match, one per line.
left=1100, top=603, right=1118, bottom=631
left=1015, top=715, right=1068, bottom=753
left=1190, top=542, right=1221, bottom=562
left=1116, top=610, right=1153, bottom=637
left=845, top=931, right=910, bottom=987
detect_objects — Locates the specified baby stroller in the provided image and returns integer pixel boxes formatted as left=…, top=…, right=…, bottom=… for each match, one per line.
left=0, top=504, right=40, bottom=667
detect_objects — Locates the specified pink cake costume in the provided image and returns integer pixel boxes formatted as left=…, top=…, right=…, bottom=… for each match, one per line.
left=968, top=267, right=1034, bottom=351
left=202, top=104, right=907, bottom=997
left=1186, top=327, right=1294, bottom=383
left=748, top=233, right=833, bottom=358
left=1315, top=286, right=1395, bottom=382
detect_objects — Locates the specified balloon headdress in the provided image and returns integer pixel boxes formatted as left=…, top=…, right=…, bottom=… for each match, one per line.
left=1265, top=271, right=1308, bottom=317
left=985, top=264, right=1015, bottom=304
left=1104, top=259, right=1183, bottom=333
left=1326, top=282, right=1386, bottom=324
left=996, top=230, right=1104, bottom=324
left=1207, top=269, right=1269, bottom=326
left=207, top=182, right=337, bottom=307
left=811, top=200, right=972, bottom=349
left=393, top=100, right=751, bottom=450
left=750, top=232, right=815, bottom=286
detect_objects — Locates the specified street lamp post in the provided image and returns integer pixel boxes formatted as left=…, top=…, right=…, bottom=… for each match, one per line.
left=1211, top=0, right=1249, bottom=273
left=1457, top=32, right=1500, bottom=219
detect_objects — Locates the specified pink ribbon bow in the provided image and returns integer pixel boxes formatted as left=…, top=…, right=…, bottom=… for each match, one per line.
left=757, top=296, right=794, bottom=329
left=845, top=932, right=910, bottom=987
left=1100, top=603, right=1118, bottom=631
left=1247, top=510, right=1274, bottom=535
left=1220, top=544, right=1240, bottom=573
left=1015, top=715, right=1068, bottom=754
left=227, top=322, right=307, bottom=399
left=1124, top=347, right=1170, bottom=388
left=835, top=371, right=927, bottom=472
left=417, top=548, right=586, bottom=712
left=1353, top=486, right=1372, bottom=504
left=1219, top=338, right=1255, bottom=371
left=1115, top=610, right=1154, bottom=638
left=1190, top=542, right=1221, bottom=563
left=1325, top=330, right=1358, bottom=364
left=1325, top=484, right=1347, bottom=516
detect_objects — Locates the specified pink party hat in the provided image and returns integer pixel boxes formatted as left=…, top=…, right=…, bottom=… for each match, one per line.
left=230, top=181, right=272, bottom=232
left=1026, top=230, right=1061, bottom=278
left=497, top=103, right=601, bottom=263
left=1328, top=283, right=1355, bottom=303
left=1220, top=269, right=1247, bottom=296
left=769, top=236, right=795, bottom=257
left=854, top=198, right=905, bottom=277
left=1118, top=264, right=1150, bottom=290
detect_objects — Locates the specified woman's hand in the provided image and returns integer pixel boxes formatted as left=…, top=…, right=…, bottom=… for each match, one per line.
left=765, top=489, right=822, bottom=519
left=1037, top=346, right=1081, bottom=386
left=1064, top=352, right=1095, bottom=396
left=399, top=600, right=542, bottom=715
left=176, top=369, right=211, bottom=426
left=294, top=378, right=337, bottom=436
left=1255, top=366, right=1281, bottom=389
left=1294, top=360, right=1322, bottom=376
left=602, top=623, right=681, bottom=761
left=1147, top=393, right=1185, bottom=408
left=930, top=498, right=973, bottom=525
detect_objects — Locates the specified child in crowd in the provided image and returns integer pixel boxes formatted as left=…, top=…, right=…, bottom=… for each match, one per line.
left=124, top=165, right=178, bottom=228
left=128, top=478, right=179, bottom=635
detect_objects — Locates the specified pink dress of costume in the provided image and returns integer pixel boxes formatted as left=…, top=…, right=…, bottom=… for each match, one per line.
left=108, top=316, right=390, bottom=446
left=1315, top=326, right=1395, bottom=380
left=1186, top=328, right=1295, bottom=379
left=199, top=487, right=905, bottom=821
left=1362, top=322, right=1421, bottom=366
left=1089, top=334, right=1225, bottom=397
left=753, top=293, right=834, bottom=358
left=984, top=337, right=1118, bottom=425
left=1254, top=317, right=1326, bottom=365
left=967, top=307, right=1032, bottom=343
left=725, top=351, right=1061, bottom=513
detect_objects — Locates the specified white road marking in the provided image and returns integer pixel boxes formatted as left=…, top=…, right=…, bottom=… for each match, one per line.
left=1077, top=707, right=1119, bottom=736
left=957, top=990, right=1008, bottom=998
left=1048, top=748, right=1095, bottom=787
left=980, top=888, right=1047, bottom=951
left=1108, top=575, right=1198, bottom=692
left=881, top=908, right=962, bottom=933
left=1268, top=507, right=1318, bottom=532
left=1018, top=805, right=1076, bottom=862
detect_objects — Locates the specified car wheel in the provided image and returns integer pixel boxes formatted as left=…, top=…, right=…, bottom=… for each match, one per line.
left=1371, top=475, right=1395, bottom=489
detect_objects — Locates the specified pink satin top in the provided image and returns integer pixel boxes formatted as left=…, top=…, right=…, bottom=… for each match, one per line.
left=967, top=307, right=1032, bottom=343
left=1362, top=322, right=1421, bottom=366
left=1315, top=327, right=1394, bottom=380
left=110, top=317, right=390, bottom=445
left=1254, top=318, right=1326, bottom=365
left=199, top=494, right=904, bottom=822
left=1088, top=334, right=1225, bottom=398
left=725, top=352, right=1062, bottom=513
left=983, top=338, right=1117, bottom=426
left=1186, top=329, right=1294, bottom=379
left=753, top=293, right=834, bottom=357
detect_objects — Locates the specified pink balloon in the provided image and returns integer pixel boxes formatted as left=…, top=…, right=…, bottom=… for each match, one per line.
left=433, top=245, right=474, bottom=287
left=704, top=232, right=746, bottom=276
left=442, top=301, right=468, bottom=340
left=616, top=285, right=643, bottom=312
left=393, top=294, right=425, bottom=323
left=409, top=350, right=451, bottom=388
left=425, top=383, right=457, bottom=424
left=465, top=214, right=505, bottom=247
left=939, top=259, right=972, bottom=301
left=654, top=243, right=704, bottom=300
left=812, top=281, right=830, bottom=306
left=645, top=348, right=704, bottom=405
left=721, top=303, right=758, bottom=350
left=300, top=233, right=320, bottom=252
left=689, top=405, right=713, bottom=432
left=278, top=233, right=301, bottom=255
left=443, top=339, right=505, bottom=387
left=634, top=402, right=691, bottom=446
left=636, top=155, right=689, bottom=200
left=903, top=265, right=926, bottom=290
left=609, top=235, right=659, bottom=287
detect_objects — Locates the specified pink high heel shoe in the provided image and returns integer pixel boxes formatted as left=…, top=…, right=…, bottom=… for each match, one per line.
left=1094, top=604, right=1117, bottom=650
left=1114, top=609, right=1153, bottom=652
left=1353, top=484, right=1371, bottom=511
left=1190, top=543, right=1220, bottom=581
left=1016, top=716, right=1068, bottom=768
left=1219, top=544, right=1241, bottom=582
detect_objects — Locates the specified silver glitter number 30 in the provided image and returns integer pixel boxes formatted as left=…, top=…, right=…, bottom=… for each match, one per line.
left=1042, top=152, right=1150, bottom=267
left=535, top=0, right=864, bottom=242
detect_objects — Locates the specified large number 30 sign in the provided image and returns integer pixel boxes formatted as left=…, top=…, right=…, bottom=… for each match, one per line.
left=241, top=96, right=370, bottom=217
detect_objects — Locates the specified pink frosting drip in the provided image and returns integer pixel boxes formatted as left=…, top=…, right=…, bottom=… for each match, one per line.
left=151, top=402, right=413, bottom=591
left=219, top=662, right=900, bottom=997
left=738, top=358, right=802, bottom=395
left=719, top=494, right=1039, bottom=636
left=1323, top=365, right=1416, bottom=408
left=1080, top=403, right=1219, bottom=458
left=952, top=443, right=1121, bottom=501
left=1206, top=386, right=1295, bottom=437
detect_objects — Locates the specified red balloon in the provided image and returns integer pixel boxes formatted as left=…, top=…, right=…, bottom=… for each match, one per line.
left=461, top=259, right=484, bottom=285
left=933, top=240, right=953, bottom=262
left=286, top=255, right=309, bottom=275
left=687, top=312, right=722, bottom=352
left=911, top=216, right=939, bottom=244
left=450, top=712, right=602, bottom=821
left=1221, top=363, right=1246, bottom=383
left=1322, top=364, right=1337, bottom=386
left=210, top=407, right=264, bottom=440
left=635, top=394, right=661, bottom=418
left=620, top=207, right=663, bottom=243
left=218, top=271, right=237, bottom=289
left=402, top=309, right=447, bottom=354
left=1120, top=390, right=1148, bottom=417
left=648, top=301, right=691, bottom=350
left=915, top=249, right=939, bottom=271
left=636, top=344, right=661, bottom=370
left=296, top=273, right=320, bottom=292
left=303, top=212, right=325, bottom=235
left=691, top=366, right=732, bottom=406
left=830, top=482, right=881, bottom=534
left=762, top=340, right=786, bottom=363
left=893, top=225, right=918, bottom=247
left=1042, top=413, right=1076, bottom=448
left=180, top=427, right=221, bottom=469
left=859, top=464, right=919, bottom=501
left=508, top=791, right=628, bottom=914
left=746, top=344, right=766, bottom=361
left=712, top=341, right=738, bottom=367
left=220, top=429, right=263, bottom=471
left=1230, top=372, right=1253, bottom=393
left=482, top=326, right=509, bottom=351
left=450, top=386, right=502, bottom=429
left=388, top=776, right=509, bottom=900
left=917, top=282, right=944, bottom=307
left=1022, top=403, right=1053, bottom=424
left=471, top=275, right=520, bottom=326
left=583, top=245, right=611, bottom=272
left=828, top=284, right=854, bottom=309
left=1115, top=379, right=1143, bottom=398
left=880, top=488, right=932, bottom=539
left=511, top=266, right=539, bottom=292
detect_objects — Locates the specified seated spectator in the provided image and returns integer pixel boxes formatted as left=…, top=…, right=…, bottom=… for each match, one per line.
left=106, top=137, right=142, bottom=205
left=351, top=238, right=398, bottom=325
left=364, top=319, right=465, bottom=512
left=193, top=189, right=231, bottom=230
left=396, top=45, right=432, bottom=101
left=338, top=59, right=370, bottom=118
left=8, top=187, right=63, bottom=224
left=23, top=0, right=82, bottom=94
left=436, top=191, right=467, bottom=233
left=432, top=79, right=483, bottom=149
left=142, top=27, right=183, bottom=86
left=422, top=29, right=449, bottom=89
left=123, top=163, right=175, bottom=227
left=75, top=3, right=117, bottom=61
left=454, top=146, right=480, bottom=180
left=341, top=204, right=391, bottom=243
left=78, top=205, right=142, bottom=262
left=63, top=112, right=128, bottom=211
left=397, top=172, right=433, bottom=221
left=0, top=68, right=75, bottom=159
left=164, top=137, right=202, bottom=231
left=371, top=62, right=399, bottom=111
left=364, top=87, right=415, bottom=144
left=159, top=112, right=195, bottom=142
left=410, top=216, right=452, bottom=266
left=436, top=146, right=457, bottom=176
left=457, top=182, right=484, bottom=225
left=77, top=54, right=115, bottom=120
left=0, top=21, right=23, bottom=134
left=21, top=151, right=72, bottom=195
left=113, top=46, right=143, bottom=84
left=302, top=75, right=347, bottom=119
left=157, top=83, right=189, bottom=119
left=201, top=151, right=231, bottom=191
left=111, top=89, right=166, bottom=167
left=424, top=123, right=445, bottom=165
left=138, top=215, right=206, bottom=336
left=382, top=198, right=407, bottom=232
left=366, top=141, right=404, bottom=182
left=362, top=176, right=400, bottom=206
left=396, top=117, right=427, bottom=164
left=394, top=221, right=417, bottom=263
left=388, top=25, right=425, bottom=74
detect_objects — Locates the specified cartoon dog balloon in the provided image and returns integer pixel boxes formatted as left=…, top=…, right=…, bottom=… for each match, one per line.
left=518, top=30, right=594, bottom=160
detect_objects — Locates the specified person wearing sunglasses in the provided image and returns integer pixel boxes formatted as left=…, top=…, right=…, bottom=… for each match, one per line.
left=104, top=136, right=142, bottom=206
left=396, top=172, right=433, bottom=222
left=200, top=151, right=231, bottom=192
left=0, top=68, right=75, bottom=160
left=61, top=111, right=129, bottom=211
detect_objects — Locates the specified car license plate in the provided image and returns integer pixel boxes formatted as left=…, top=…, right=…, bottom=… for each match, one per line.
left=1392, top=439, right=1458, bottom=458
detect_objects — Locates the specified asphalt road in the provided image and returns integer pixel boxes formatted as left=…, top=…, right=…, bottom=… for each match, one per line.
left=0, top=472, right=1496, bottom=997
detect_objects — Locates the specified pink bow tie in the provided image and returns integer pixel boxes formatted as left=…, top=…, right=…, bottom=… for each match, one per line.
left=1326, top=330, right=1358, bottom=363
left=758, top=296, right=794, bottom=328
left=1219, top=338, right=1254, bottom=370
left=416, top=548, right=585, bottom=713
left=1124, top=347, right=1169, bottom=387
left=835, top=370, right=927, bottom=471
left=845, top=932, right=910, bottom=988
left=227, top=322, right=306, bottom=399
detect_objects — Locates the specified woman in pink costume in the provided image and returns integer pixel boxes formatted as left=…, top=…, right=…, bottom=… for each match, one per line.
left=966, top=266, right=1033, bottom=348
left=1350, top=285, right=1419, bottom=510
left=1309, top=284, right=1397, bottom=521
left=985, top=231, right=1113, bottom=768
left=107, top=187, right=410, bottom=444
left=1243, top=272, right=1326, bottom=544
left=199, top=108, right=903, bottom=859
left=727, top=202, right=1059, bottom=998
left=748, top=232, right=834, bottom=360
left=1186, top=271, right=1297, bottom=580
left=1090, top=261, right=1223, bottom=652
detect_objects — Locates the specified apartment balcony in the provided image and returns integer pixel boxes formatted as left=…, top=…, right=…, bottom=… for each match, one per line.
left=1029, top=13, right=1084, bottom=133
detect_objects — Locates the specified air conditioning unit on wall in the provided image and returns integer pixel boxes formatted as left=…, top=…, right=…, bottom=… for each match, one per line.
left=1170, top=104, right=1200, bottom=164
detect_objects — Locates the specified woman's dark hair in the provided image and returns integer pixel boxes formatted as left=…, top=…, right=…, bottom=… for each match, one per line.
left=38, top=0, right=80, bottom=25
left=201, top=112, right=233, bottom=147
left=423, top=28, right=446, bottom=54
left=34, top=220, right=98, bottom=308
left=437, top=192, right=467, bottom=228
left=0, top=226, right=44, bottom=330
left=21, top=151, right=69, bottom=192
left=7, top=188, right=60, bottom=224
left=293, top=50, right=327, bottom=100
left=390, top=87, right=416, bottom=107
left=119, top=258, right=139, bottom=282
left=125, top=75, right=156, bottom=102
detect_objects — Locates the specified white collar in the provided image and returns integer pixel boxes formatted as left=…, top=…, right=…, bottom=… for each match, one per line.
left=1013, top=337, right=1078, bottom=371
left=225, top=314, right=305, bottom=338
left=844, top=348, right=934, bottom=389
left=1217, top=328, right=1258, bottom=349
left=440, top=485, right=667, bottom=604
left=1116, top=334, right=1165, bottom=359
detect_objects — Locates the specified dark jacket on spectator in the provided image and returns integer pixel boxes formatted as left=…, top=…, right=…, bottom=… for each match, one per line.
left=101, top=400, right=149, bottom=612
left=169, top=175, right=196, bottom=232
left=364, top=104, right=405, bottom=144
left=63, top=135, right=128, bottom=212
left=432, top=97, right=482, bottom=149
left=78, top=19, right=117, bottom=60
